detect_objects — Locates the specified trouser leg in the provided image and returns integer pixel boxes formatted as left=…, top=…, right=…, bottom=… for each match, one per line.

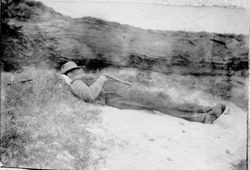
left=151, top=92, right=213, bottom=122
left=105, top=93, right=150, bottom=110
left=171, top=103, right=213, bottom=113
left=105, top=89, right=212, bottom=123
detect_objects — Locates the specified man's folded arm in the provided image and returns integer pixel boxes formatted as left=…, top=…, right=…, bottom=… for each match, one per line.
left=59, top=74, right=73, bottom=86
left=71, top=76, right=107, bottom=101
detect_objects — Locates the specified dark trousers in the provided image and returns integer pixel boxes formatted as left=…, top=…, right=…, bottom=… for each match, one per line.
left=104, top=88, right=212, bottom=123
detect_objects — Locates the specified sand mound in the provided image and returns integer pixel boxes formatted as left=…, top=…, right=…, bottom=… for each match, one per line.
left=88, top=98, right=246, bottom=170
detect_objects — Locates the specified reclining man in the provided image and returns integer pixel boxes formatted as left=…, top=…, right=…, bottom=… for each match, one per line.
left=59, top=61, right=226, bottom=124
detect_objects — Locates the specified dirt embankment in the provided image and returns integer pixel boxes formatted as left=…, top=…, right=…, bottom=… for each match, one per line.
left=2, top=0, right=248, bottom=109
left=2, top=0, right=248, bottom=75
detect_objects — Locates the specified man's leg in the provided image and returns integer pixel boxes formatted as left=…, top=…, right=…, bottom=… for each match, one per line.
left=105, top=89, right=225, bottom=123
left=171, top=103, right=213, bottom=113
left=149, top=91, right=226, bottom=123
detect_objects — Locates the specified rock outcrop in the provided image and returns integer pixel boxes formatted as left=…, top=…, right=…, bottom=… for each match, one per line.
left=2, top=0, right=249, bottom=77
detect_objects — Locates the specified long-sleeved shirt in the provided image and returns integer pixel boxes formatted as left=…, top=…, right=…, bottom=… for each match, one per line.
left=70, top=75, right=106, bottom=101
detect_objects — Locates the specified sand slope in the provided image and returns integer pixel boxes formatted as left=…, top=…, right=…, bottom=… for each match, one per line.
left=88, top=98, right=247, bottom=170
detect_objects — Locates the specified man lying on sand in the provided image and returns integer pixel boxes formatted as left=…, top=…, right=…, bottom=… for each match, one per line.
left=59, top=61, right=226, bottom=124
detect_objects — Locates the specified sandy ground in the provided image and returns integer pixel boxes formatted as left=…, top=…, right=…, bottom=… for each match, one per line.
left=88, top=95, right=247, bottom=170
left=0, top=100, right=247, bottom=170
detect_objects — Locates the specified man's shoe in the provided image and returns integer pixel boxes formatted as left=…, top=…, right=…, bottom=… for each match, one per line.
left=203, top=104, right=226, bottom=124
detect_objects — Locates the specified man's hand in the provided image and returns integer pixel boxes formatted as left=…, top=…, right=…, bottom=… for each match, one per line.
left=58, top=74, right=73, bottom=85
left=99, top=75, right=108, bottom=82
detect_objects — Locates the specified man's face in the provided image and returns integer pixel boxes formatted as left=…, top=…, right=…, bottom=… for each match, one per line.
left=66, top=68, right=84, bottom=79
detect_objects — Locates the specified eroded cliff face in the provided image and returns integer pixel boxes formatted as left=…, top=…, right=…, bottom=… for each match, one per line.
left=2, top=1, right=249, bottom=77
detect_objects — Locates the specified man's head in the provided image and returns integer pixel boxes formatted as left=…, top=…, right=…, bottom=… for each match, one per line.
left=61, top=61, right=84, bottom=78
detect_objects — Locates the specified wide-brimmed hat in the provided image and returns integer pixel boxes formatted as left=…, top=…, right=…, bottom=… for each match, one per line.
left=60, top=61, right=82, bottom=74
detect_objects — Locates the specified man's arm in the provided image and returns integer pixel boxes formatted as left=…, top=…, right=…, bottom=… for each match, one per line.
left=58, top=74, right=73, bottom=86
left=69, top=75, right=107, bottom=101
